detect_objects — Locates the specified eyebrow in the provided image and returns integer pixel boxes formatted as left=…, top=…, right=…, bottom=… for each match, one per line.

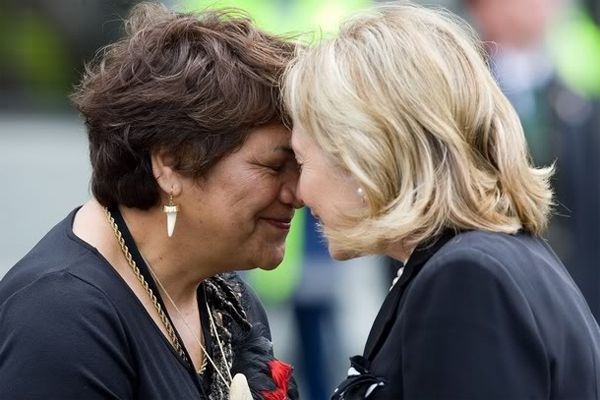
left=274, top=145, right=294, bottom=155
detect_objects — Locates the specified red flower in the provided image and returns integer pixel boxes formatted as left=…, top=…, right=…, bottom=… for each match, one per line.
left=261, top=359, right=293, bottom=400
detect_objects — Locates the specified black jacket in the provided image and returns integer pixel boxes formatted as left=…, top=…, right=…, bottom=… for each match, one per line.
left=334, top=230, right=600, bottom=399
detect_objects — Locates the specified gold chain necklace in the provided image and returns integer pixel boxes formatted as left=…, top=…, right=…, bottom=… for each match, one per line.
left=144, top=256, right=231, bottom=384
left=104, top=208, right=208, bottom=374
left=105, top=207, right=254, bottom=399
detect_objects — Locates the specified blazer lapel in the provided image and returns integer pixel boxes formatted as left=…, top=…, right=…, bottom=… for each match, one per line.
left=363, top=230, right=457, bottom=360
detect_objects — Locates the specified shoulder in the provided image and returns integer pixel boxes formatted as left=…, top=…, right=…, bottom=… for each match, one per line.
left=415, top=230, right=550, bottom=287
left=1, top=247, right=127, bottom=327
left=0, top=245, right=131, bottom=356
left=398, top=231, right=556, bottom=342
left=0, top=271, right=135, bottom=398
left=0, top=271, right=132, bottom=378
left=1, top=209, right=122, bottom=304
left=401, top=231, right=551, bottom=327
left=0, top=270, right=126, bottom=341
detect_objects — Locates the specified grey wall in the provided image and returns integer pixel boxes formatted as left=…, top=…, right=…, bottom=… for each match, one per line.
left=0, top=115, right=91, bottom=276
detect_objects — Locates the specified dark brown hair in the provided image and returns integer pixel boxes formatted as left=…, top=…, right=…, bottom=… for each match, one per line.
left=71, top=2, right=295, bottom=209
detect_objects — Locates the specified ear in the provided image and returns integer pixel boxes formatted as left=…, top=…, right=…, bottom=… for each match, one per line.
left=150, top=150, right=182, bottom=197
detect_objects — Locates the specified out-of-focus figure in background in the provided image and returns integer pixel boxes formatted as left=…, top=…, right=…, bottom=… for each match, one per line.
left=466, top=0, right=600, bottom=319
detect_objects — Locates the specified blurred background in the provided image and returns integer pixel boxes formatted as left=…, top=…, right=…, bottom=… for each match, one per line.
left=1, top=0, right=599, bottom=399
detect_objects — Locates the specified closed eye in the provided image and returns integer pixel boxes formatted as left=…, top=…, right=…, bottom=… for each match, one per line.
left=264, top=164, right=284, bottom=172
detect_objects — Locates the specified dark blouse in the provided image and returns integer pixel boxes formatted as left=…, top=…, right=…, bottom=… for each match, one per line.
left=0, top=209, right=272, bottom=399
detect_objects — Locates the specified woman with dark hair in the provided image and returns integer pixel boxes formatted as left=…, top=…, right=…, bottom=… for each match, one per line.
left=0, top=3, right=300, bottom=399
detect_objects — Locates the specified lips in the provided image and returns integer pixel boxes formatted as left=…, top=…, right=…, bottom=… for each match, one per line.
left=263, top=216, right=293, bottom=231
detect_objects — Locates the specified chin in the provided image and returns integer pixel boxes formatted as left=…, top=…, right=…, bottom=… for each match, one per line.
left=258, top=263, right=280, bottom=271
left=328, top=242, right=362, bottom=261
left=256, top=258, right=284, bottom=271
left=255, top=248, right=286, bottom=270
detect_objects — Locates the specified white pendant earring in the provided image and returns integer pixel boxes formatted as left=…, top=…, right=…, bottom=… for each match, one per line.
left=163, top=188, right=179, bottom=237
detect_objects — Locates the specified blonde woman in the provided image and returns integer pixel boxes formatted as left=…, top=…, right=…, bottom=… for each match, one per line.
left=284, top=4, right=600, bottom=399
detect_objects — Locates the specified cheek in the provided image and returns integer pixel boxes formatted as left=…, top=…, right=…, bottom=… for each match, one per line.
left=257, top=176, right=284, bottom=205
left=230, top=174, right=276, bottom=208
left=236, top=179, right=283, bottom=225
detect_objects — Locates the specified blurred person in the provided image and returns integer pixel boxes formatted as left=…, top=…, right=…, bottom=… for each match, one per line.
left=0, top=3, right=301, bottom=399
left=284, top=4, right=600, bottom=399
left=468, top=0, right=600, bottom=320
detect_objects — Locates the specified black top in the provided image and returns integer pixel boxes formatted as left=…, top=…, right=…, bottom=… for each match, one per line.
left=0, top=209, right=273, bottom=399
left=334, top=230, right=600, bottom=399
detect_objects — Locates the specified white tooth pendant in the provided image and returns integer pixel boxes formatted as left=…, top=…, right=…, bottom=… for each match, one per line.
left=163, top=190, right=179, bottom=238
left=229, top=373, right=253, bottom=400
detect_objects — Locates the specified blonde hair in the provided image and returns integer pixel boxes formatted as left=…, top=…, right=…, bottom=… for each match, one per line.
left=284, top=3, right=554, bottom=255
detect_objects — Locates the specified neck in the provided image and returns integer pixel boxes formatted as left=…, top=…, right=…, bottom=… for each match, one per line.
left=384, top=240, right=415, bottom=265
left=119, top=205, right=216, bottom=305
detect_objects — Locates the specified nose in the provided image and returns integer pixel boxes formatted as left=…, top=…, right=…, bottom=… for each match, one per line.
left=280, top=171, right=304, bottom=209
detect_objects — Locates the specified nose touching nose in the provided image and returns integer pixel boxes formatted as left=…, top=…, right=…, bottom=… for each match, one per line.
left=280, top=177, right=304, bottom=208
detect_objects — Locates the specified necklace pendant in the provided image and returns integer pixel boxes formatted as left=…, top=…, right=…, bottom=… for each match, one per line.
left=229, top=373, right=253, bottom=400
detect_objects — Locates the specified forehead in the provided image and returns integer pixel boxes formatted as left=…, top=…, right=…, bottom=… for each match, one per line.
left=243, top=123, right=292, bottom=152
left=290, top=124, right=309, bottom=152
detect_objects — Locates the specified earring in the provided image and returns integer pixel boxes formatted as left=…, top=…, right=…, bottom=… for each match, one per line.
left=357, top=187, right=366, bottom=205
left=163, top=188, right=179, bottom=237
